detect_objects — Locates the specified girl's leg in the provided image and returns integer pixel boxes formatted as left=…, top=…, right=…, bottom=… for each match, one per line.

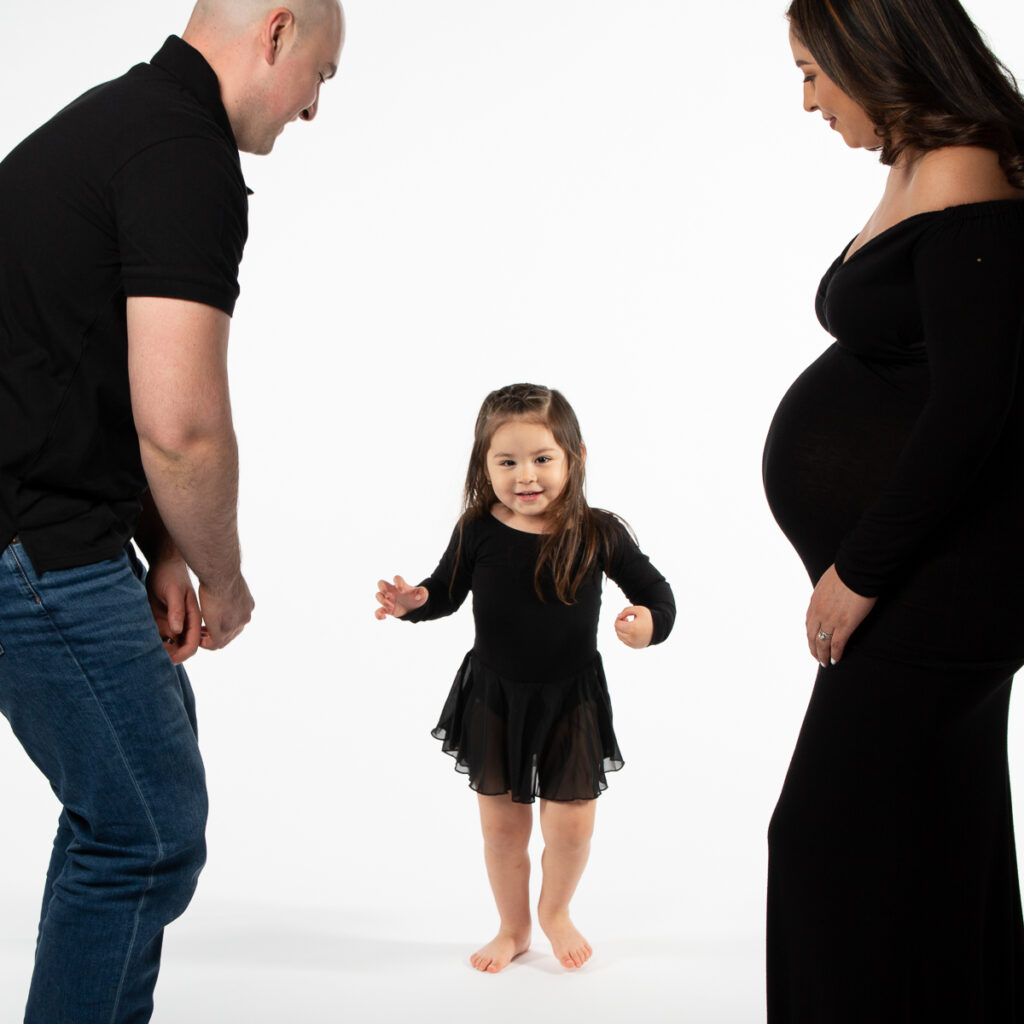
left=537, top=798, right=596, bottom=969
left=473, top=793, right=533, bottom=973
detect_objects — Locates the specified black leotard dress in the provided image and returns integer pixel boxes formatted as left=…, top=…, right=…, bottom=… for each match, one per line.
left=763, top=200, right=1024, bottom=1022
left=402, top=511, right=675, bottom=803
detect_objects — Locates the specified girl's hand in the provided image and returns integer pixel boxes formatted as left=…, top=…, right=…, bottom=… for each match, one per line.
left=805, top=564, right=876, bottom=666
left=614, top=605, right=654, bottom=649
left=375, top=575, right=429, bottom=620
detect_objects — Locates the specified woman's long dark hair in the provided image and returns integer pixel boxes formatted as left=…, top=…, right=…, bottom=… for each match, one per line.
left=458, top=382, right=621, bottom=604
left=787, top=0, right=1024, bottom=186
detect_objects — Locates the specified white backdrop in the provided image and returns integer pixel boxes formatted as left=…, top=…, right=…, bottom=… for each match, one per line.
left=2, top=2, right=1024, bottom=1021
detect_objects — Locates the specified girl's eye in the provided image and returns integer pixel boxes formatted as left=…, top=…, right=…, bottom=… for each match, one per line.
left=535, top=456, right=552, bottom=464
left=499, top=459, right=515, bottom=467
left=803, top=75, right=815, bottom=84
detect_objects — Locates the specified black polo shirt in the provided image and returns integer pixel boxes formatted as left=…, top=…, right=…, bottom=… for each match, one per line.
left=0, top=36, right=249, bottom=572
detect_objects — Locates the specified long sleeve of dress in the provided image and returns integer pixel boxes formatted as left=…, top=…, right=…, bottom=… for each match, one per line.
left=604, top=519, right=676, bottom=645
left=834, top=209, right=1024, bottom=596
left=401, top=523, right=473, bottom=623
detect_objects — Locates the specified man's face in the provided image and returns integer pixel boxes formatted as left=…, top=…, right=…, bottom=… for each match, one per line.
left=241, top=4, right=344, bottom=155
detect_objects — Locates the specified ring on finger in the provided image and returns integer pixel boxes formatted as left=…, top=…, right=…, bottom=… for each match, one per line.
left=816, top=629, right=832, bottom=642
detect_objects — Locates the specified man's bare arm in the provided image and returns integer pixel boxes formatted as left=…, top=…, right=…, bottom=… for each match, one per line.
left=127, top=296, right=253, bottom=649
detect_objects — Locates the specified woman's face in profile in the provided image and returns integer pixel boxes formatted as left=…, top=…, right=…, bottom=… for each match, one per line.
left=789, top=29, right=878, bottom=150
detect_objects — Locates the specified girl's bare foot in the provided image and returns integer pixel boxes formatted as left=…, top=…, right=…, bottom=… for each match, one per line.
left=469, top=928, right=531, bottom=973
left=538, top=910, right=592, bottom=969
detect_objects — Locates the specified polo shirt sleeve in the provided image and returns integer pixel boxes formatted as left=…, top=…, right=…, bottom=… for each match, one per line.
left=111, top=136, right=248, bottom=316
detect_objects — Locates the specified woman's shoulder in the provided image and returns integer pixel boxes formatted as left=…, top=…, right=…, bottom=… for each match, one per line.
left=908, top=146, right=1022, bottom=211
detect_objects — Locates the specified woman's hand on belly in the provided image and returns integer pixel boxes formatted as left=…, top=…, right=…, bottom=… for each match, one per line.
left=805, top=564, right=877, bottom=666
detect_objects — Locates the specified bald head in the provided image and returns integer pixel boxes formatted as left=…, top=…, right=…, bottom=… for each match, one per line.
left=183, top=1, right=344, bottom=155
left=188, top=0, right=343, bottom=35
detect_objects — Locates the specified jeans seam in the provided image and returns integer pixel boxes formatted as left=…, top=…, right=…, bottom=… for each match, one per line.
left=8, top=545, right=41, bottom=604
left=16, top=555, right=168, bottom=1022
left=110, top=879, right=155, bottom=1024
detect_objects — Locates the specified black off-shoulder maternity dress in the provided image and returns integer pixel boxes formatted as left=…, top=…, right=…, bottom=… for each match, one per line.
left=763, top=200, right=1024, bottom=1022
left=403, top=512, right=675, bottom=803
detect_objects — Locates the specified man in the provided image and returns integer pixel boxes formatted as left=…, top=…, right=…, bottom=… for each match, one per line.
left=0, top=2, right=344, bottom=1020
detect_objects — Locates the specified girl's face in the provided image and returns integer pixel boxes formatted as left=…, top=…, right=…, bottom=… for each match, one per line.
left=485, top=418, right=572, bottom=531
left=789, top=29, right=878, bottom=149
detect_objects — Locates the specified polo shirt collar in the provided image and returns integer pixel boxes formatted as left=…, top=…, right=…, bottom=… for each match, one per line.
left=150, top=35, right=240, bottom=154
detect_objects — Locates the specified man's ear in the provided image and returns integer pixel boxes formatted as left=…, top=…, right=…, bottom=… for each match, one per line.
left=263, top=8, right=296, bottom=65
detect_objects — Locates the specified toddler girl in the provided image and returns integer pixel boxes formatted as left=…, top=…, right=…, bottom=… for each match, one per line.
left=375, top=383, right=674, bottom=973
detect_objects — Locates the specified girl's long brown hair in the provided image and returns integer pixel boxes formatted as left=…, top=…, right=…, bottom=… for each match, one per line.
left=787, top=0, right=1024, bottom=187
left=458, top=383, right=622, bottom=604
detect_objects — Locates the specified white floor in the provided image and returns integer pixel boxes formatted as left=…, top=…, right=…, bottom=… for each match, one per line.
left=0, top=900, right=764, bottom=1023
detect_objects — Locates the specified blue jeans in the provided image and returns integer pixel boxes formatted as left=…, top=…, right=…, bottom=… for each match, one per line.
left=0, top=542, right=207, bottom=1024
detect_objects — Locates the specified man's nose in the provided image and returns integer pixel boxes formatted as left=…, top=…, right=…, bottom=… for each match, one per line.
left=300, top=95, right=320, bottom=122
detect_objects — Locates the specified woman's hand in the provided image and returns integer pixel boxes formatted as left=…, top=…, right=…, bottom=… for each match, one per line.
left=614, top=605, right=654, bottom=649
left=805, top=564, right=876, bottom=666
left=375, top=575, right=429, bottom=619
left=146, top=554, right=202, bottom=664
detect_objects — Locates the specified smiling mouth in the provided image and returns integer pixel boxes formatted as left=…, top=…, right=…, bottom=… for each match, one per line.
left=516, top=491, right=542, bottom=501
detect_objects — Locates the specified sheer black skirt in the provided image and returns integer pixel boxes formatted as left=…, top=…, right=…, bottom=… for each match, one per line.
left=431, top=651, right=623, bottom=803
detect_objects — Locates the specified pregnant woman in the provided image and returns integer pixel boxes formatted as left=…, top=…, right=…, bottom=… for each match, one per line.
left=762, top=1, right=1024, bottom=1019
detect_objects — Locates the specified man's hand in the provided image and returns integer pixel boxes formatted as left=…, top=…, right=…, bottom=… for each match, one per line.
left=198, top=575, right=255, bottom=650
left=146, top=554, right=203, bottom=664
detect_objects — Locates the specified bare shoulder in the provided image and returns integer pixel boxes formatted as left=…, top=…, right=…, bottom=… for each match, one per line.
left=908, top=146, right=1020, bottom=211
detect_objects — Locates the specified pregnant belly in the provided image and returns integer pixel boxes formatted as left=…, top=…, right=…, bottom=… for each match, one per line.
left=762, top=343, right=927, bottom=583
